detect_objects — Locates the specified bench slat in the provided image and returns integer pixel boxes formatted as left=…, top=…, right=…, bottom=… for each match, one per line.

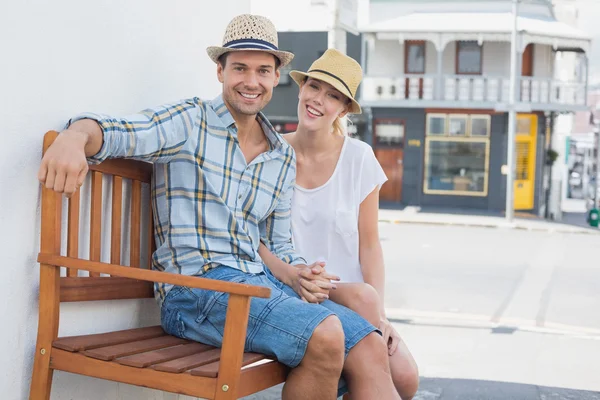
left=52, top=326, right=165, bottom=352
left=67, top=190, right=80, bottom=277
left=89, top=171, right=103, bottom=277
left=152, top=348, right=222, bottom=373
left=83, top=335, right=188, bottom=361
left=190, top=352, right=267, bottom=378
left=118, top=342, right=214, bottom=368
left=111, top=176, right=123, bottom=266
left=60, top=277, right=153, bottom=302
left=130, top=180, right=142, bottom=268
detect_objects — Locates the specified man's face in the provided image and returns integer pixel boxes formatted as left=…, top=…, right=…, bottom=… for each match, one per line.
left=218, top=51, right=280, bottom=117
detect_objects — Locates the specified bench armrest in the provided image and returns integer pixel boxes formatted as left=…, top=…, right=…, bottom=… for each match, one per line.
left=37, top=253, right=271, bottom=298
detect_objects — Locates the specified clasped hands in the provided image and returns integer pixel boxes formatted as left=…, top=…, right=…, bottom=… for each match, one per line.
left=288, top=261, right=339, bottom=304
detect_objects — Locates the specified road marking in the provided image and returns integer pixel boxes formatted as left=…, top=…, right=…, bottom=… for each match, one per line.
left=386, top=307, right=600, bottom=340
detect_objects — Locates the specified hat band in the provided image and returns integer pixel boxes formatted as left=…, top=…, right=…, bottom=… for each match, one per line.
left=223, top=38, right=278, bottom=51
left=308, top=69, right=352, bottom=97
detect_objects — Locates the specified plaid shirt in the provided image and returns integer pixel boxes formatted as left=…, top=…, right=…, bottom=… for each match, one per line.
left=71, top=95, right=306, bottom=303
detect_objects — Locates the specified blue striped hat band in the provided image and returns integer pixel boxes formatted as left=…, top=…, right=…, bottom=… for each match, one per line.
left=223, top=38, right=278, bottom=51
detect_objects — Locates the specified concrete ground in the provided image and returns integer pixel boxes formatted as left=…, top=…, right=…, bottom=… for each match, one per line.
left=242, top=221, right=600, bottom=400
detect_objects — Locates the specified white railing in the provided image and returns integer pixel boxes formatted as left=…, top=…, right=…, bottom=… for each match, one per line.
left=520, top=77, right=586, bottom=106
left=362, top=75, right=437, bottom=101
left=362, top=75, right=587, bottom=108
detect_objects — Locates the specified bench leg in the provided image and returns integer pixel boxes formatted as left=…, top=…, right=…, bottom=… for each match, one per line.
left=29, top=348, right=54, bottom=400
left=29, top=263, right=60, bottom=400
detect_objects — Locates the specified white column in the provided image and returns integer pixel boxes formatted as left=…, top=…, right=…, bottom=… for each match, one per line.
left=505, top=0, right=519, bottom=222
left=436, top=45, right=444, bottom=100
left=328, top=0, right=347, bottom=53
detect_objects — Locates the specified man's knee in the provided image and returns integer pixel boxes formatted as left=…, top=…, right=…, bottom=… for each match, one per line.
left=305, top=315, right=345, bottom=368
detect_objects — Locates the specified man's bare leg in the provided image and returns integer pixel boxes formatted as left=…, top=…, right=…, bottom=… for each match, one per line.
left=282, top=315, right=345, bottom=400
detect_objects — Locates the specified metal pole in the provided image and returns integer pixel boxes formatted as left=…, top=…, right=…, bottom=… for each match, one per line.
left=596, top=128, right=600, bottom=208
left=505, top=0, right=519, bottom=222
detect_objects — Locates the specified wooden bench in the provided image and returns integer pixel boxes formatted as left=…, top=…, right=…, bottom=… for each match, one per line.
left=30, top=131, right=288, bottom=400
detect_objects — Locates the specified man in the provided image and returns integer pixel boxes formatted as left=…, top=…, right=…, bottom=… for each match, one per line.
left=37, top=14, right=400, bottom=400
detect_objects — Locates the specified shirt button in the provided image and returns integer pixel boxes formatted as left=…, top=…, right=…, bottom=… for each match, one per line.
left=238, top=194, right=243, bottom=199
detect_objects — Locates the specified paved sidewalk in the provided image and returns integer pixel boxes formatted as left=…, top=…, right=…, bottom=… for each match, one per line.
left=378, top=207, right=600, bottom=235
left=242, top=379, right=600, bottom=400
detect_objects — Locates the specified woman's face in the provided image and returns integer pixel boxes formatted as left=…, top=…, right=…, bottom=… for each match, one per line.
left=297, top=78, right=349, bottom=132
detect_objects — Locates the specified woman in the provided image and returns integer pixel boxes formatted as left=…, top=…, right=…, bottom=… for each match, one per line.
left=259, top=49, right=419, bottom=399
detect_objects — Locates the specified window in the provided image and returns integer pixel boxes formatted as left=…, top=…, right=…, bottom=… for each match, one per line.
left=405, top=41, right=425, bottom=74
left=456, top=41, right=482, bottom=75
left=278, top=53, right=293, bottom=85
left=374, top=119, right=405, bottom=147
left=426, top=114, right=446, bottom=136
left=448, top=115, right=468, bottom=136
left=424, top=113, right=491, bottom=196
left=470, top=115, right=491, bottom=137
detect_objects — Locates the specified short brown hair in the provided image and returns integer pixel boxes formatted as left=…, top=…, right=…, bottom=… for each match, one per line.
left=218, top=52, right=281, bottom=70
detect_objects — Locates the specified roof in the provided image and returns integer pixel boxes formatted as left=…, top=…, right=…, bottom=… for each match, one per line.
left=363, top=12, right=591, bottom=51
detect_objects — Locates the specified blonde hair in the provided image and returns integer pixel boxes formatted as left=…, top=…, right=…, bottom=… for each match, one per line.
left=333, top=116, right=348, bottom=136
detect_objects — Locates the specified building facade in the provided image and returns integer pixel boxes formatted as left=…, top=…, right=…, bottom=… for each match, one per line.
left=361, top=0, right=590, bottom=213
left=254, top=0, right=592, bottom=214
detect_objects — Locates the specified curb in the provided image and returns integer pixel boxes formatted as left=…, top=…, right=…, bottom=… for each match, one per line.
left=378, top=218, right=600, bottom=235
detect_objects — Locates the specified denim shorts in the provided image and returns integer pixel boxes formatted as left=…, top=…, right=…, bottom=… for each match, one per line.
left=160, top=266, right=377, bottom=369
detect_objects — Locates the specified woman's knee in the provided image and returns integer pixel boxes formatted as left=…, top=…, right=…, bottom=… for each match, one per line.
left=394, top=368, right=419, bottom=400
left=349, top=283, right=381, bottom=326
left=391, top=348, right=420, bottom=399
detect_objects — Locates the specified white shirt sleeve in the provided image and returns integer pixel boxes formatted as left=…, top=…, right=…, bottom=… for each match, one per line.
left=358, top=145, right=388, bottom=204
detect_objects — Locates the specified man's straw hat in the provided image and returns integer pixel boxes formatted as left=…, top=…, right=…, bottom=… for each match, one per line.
left=207, top=14, right=294, bottom=67
left=289, top=49, right=363, bottom=114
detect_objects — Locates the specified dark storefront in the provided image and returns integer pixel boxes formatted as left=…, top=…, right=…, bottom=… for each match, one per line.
left=369, top=108, right=548, bottom=213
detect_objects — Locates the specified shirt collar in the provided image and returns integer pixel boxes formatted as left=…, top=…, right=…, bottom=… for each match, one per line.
left=210, top=94, right=290, bottom=155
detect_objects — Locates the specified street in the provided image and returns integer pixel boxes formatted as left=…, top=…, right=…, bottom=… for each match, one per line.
left=382, top=223, right=600, bottom=399
left=244, top=222, right=600, bottom=399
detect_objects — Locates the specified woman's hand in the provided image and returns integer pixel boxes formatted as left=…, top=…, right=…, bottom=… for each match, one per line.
left=379, top=318, right=401, bottom=356
left=289, top=262, right=340, bottom=303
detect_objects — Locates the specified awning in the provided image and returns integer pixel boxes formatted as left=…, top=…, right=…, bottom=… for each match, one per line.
left=362, top=12, right=591, bottom=53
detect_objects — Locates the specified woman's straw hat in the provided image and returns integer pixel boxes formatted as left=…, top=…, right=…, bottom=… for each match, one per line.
left=289, top=49, right=363, bottom=114
left=207, top=14, right=294, bottom=67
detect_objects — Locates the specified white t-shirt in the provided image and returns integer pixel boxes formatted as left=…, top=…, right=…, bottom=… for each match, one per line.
left=291, top=137, right=388, bottom=283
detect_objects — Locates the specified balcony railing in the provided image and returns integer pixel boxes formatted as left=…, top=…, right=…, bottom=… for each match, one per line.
left=362, top=75, right=587, bottom=108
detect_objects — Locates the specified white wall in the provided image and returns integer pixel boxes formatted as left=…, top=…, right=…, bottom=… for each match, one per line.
left=251, top=0, right=333, bottom=32
left=0, top=1, right=249, bottom=399
left=367, top=40, right=404, bottom=76
left=482, top=42, right=510, bottom=76
left=369, top=0, right=554, bottom=26
left=533, top=44, right=554, bottom=79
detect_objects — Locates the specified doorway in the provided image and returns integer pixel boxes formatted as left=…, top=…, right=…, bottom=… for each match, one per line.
left=373, top=119, right=405, bottom=202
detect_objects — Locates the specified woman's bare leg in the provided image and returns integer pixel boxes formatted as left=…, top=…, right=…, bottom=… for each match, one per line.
left=330, top=283, right=419, bottom=399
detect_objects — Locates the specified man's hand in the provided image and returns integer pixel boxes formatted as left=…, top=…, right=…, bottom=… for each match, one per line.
left=289, top=262, right=340, bottom=303
left=379, top=318, right=401, bottom=356
left=38, top=129, right=90, bottom=198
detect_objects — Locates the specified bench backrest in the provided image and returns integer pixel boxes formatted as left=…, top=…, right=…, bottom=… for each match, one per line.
left=42, top=131, right=155, bottom=302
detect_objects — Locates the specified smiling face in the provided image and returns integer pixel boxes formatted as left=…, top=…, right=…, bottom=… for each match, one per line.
left=297, top=78, right=350, bottom=133
left=218, top=51, right=281, bottom=118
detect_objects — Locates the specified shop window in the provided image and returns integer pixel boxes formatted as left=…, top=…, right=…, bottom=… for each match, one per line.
left=470, top=115, right=491, bottom=137
left=374, top=120, right=405, bottom=147
left=426, top=114, right=446, bottom=136
left=424, top=113, right=491, bottom=196
left=448, top=115, right=468, bottom=136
